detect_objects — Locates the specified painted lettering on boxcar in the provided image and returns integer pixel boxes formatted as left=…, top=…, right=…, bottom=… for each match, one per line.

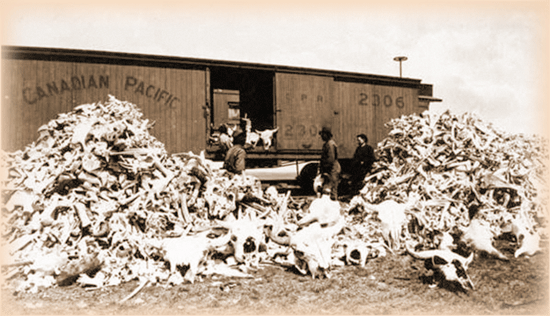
left=283, top=123, right=319, bottom=149
left=22, top=74, right=182, bottom=108
left=124, top=76, right=181, bottom=108
left=359, top=93, right=405, bottom=108
left=23, top=75, right=109, bottom=104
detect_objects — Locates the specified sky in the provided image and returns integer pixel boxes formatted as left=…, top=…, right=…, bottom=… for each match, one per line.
left=1, top=0, right=549, bottom=137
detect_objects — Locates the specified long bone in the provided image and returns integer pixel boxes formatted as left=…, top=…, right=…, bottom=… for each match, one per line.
left=406, top=242, right=475, bottom=291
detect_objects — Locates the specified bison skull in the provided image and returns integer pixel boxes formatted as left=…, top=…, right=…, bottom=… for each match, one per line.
left=216, top=215, right=266, bottom=267
left=158, top=231, right=231, bottom=283
left=256, top=128, right=278, bottom=150
left=406, top=242, right=475, bottom=291
left=202, top=184, right=237, bottom=219
left=268, top=195, right=344, bottom=278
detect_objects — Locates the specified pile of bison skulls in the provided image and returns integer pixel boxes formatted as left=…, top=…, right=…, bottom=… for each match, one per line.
left=3, top=97, right=548, bottom=293
left=349, top=109, right=548, bottom=290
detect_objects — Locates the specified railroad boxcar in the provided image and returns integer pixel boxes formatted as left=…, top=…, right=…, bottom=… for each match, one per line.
left=1, top=46, right=441, bottom=189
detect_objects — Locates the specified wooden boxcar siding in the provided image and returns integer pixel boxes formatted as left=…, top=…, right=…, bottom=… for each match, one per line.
left=274, top=72, right=421, bottom=159
left=1, top=59, right=207, bottom=154
left=334, top=81, right=419, bottom=158
left=275, top=73, right=336, bottom=152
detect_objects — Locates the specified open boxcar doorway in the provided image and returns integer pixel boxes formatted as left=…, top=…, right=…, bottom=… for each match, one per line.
left=209, top=67, right=275, bottom=133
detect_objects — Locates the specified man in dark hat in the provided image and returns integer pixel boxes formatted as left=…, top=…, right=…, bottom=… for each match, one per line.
left=318, top=126, right=341, bottom=200
left=350, top=133, right=375, bottom=194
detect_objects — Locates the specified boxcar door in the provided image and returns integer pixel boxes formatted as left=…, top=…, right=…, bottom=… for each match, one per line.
left=274, top=73, right=337, bottom=152
left=212, top=89, right=240, bottom=128
left=333, top=80, right=419, bottom=158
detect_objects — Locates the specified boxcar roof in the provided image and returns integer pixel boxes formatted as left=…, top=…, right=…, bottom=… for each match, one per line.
left=2, top=45, right=425, bottom=89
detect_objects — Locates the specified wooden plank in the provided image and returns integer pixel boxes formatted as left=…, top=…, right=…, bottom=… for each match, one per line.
left=168, top=66, right=178, bottom=152
left=205, top=68, right=212, bottom=143
left=180, top=69, right=202, bottom=154
left=1, top=59, right=18, bottom=149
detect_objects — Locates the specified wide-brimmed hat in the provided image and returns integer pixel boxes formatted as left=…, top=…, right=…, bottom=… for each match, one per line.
left=319, top=126, right=332, bottom=137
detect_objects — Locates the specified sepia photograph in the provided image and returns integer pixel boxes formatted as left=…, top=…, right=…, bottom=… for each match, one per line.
left=1, top=0, right=548, bottom=314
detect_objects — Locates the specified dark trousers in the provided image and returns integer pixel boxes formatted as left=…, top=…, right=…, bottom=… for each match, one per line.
left=350, top=171, right=367, bottom=194
left=325, top=169, right=340, bottom=200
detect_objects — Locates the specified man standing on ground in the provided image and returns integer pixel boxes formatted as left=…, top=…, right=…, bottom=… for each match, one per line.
left=350, top=133, right=375, bottom=194
left=318, top=127, right=341, bottom=201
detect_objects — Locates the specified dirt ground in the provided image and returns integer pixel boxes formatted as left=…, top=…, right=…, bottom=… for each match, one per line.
left=2, top=238, right=548, bottom=315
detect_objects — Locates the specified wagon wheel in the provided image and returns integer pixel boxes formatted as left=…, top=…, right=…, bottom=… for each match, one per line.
left=297, top=162, right=319, bottom=194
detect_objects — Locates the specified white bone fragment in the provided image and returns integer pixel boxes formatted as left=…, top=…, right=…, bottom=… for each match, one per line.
left=436, top=231, right=456, bottom=251
left=461, top=219, right=507, bottom=260
left=4, top=190, right=37, bottom=214
left=77, top=271, right=107, bottom=288
left=74, top=202, right=92, bottom=228
left=511, top=210, right=542, bottom=258
left=344, top=240, right=370, bottom=267
left=71, top=118, right=98, bottom=148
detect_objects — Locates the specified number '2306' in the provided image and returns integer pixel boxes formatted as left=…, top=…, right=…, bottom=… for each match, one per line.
left=359, top=93, right=404, bottom=108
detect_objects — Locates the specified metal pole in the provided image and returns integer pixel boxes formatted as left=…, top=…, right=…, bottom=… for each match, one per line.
left=393, top=56, right=408, bottom=78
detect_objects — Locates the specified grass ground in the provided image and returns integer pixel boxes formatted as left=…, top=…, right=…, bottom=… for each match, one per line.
left=2, top=239, right=547, bottom=315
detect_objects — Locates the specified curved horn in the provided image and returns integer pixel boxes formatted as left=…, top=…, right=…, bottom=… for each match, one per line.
left=405, top=242, right=438, bottom=260
left=264, top=212, right=292, bottom=246
left=407, top=242, right=469, bottom=264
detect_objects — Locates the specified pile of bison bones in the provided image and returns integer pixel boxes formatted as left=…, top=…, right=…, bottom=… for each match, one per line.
left=1, top=96, right=547, bottom=297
